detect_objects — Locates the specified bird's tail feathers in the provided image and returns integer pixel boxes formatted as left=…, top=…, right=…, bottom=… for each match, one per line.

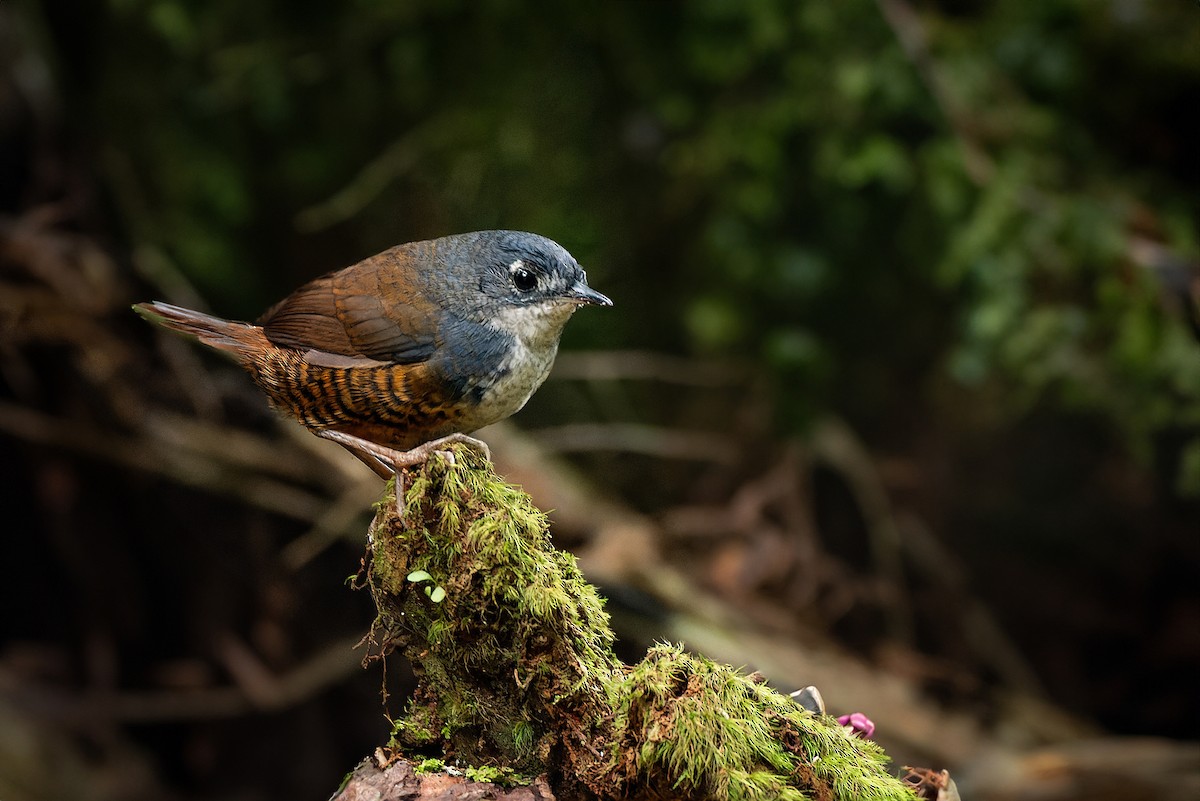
left=133, top=301, right=263, bottom=358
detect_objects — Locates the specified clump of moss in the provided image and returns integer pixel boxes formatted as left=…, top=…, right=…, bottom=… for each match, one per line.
left=608, top=645, right=910, bottom=801
left=367, top=446, right=620, bottom=783
left=364, top=446, right=916, bottom=801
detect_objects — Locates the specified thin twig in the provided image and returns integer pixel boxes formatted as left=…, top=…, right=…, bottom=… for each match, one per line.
left=532, top=422, right=738, bottom=464
left=874, top=0, right=994, bottom=184
left=7, top=634, right=367, bottom=724
left=0, top=400, right=330, bottom=522
left=810, top=418, right=914, bottom=645
left=550, top=350, right=746, bottom=387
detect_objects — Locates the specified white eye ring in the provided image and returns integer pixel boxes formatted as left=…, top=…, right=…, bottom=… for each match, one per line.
left=509, top=259, right=538, bottom=292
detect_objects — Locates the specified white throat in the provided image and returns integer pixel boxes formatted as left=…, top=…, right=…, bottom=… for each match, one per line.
left=489, top=300, right=577, bottom=350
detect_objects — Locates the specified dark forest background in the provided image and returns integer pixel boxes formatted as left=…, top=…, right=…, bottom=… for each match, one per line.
left=1, top=1, right=1198, bottom=799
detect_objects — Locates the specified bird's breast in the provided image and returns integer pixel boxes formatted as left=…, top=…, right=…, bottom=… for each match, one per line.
left=466, top=336, right=560, bottom=428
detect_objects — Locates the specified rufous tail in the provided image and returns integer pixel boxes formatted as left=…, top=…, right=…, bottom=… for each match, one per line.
left=133, top=301, right=266, bottom=359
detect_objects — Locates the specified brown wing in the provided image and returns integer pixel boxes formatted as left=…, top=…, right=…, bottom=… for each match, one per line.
left=259, top=253, right=438, bottom=364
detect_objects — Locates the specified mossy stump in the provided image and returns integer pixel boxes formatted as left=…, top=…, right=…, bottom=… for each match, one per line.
left=363, top=447, right=918, bottom=801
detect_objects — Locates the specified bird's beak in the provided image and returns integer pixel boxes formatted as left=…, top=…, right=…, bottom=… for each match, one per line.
left=566, top=281, right=613, bottom=307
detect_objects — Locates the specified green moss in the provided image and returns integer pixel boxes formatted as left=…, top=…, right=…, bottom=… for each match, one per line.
left=413, top=758, right=446, bottom=774
left=609, top=645, right=912, bottom=801
left=511, top=719, right=535, bottom=756
left=369, top=448, right=619, bottom=776
left=334, top=768, right=356, bottom=794
left=365, top=446, right=916, bottom=801
left=464, top=764, right=529, bottom=785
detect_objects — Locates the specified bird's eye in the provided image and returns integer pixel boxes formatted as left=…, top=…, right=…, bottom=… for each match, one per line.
left=509, top=261, right=538, bottom=292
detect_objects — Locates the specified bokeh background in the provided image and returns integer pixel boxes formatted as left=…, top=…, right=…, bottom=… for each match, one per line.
left=2, top=1, right=1198, bottom=799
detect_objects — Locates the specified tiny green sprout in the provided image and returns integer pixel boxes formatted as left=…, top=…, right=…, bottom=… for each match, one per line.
left=407, top=570, right=446, bottom=602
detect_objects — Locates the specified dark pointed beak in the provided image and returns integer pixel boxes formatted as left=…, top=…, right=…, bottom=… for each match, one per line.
left=566, top=281, right=612, bottom=307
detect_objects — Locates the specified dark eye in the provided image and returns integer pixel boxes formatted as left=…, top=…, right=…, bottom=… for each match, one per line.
left=510, top=261, right=538, bottom=292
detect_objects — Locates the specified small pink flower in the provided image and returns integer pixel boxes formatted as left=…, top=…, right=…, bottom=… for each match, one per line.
left=837, top=712, right=876, bottom=739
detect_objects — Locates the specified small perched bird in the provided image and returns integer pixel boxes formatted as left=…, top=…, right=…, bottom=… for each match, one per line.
left=135, top=230, right=611, bottom=477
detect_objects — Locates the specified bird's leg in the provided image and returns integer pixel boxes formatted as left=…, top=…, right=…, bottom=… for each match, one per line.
left=328, top=437, right=397, bottom=481
left=317, top=430, right=491, bottom=470
left=315, top=430, right=492, bottom=517
left=406, top=432, right=493, bottom=465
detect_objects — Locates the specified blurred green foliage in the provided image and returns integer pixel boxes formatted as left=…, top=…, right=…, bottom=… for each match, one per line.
left=23, top=0, right=1200, bottom=490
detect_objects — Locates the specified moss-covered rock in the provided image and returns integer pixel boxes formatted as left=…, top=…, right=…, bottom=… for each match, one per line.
left=608, top=645, right=910, bottom=801
left=365, top=447, right=917, bottom=801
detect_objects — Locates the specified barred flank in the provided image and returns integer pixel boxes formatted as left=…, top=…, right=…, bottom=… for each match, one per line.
left=250, top=350, right=446, bottom=432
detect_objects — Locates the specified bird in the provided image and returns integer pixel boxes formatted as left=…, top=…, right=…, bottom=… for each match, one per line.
left=135, top=230, right=611, bottom=478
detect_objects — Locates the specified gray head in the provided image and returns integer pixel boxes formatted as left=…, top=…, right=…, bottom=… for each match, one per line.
left=438, top=230, right=611, bottom=345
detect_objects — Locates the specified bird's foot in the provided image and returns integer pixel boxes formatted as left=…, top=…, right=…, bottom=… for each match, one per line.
left=316, top=430, right=492, bottom=519
left=317, top=430, right=491, bottom=471
left=399, top=432, right=492, bottom=467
